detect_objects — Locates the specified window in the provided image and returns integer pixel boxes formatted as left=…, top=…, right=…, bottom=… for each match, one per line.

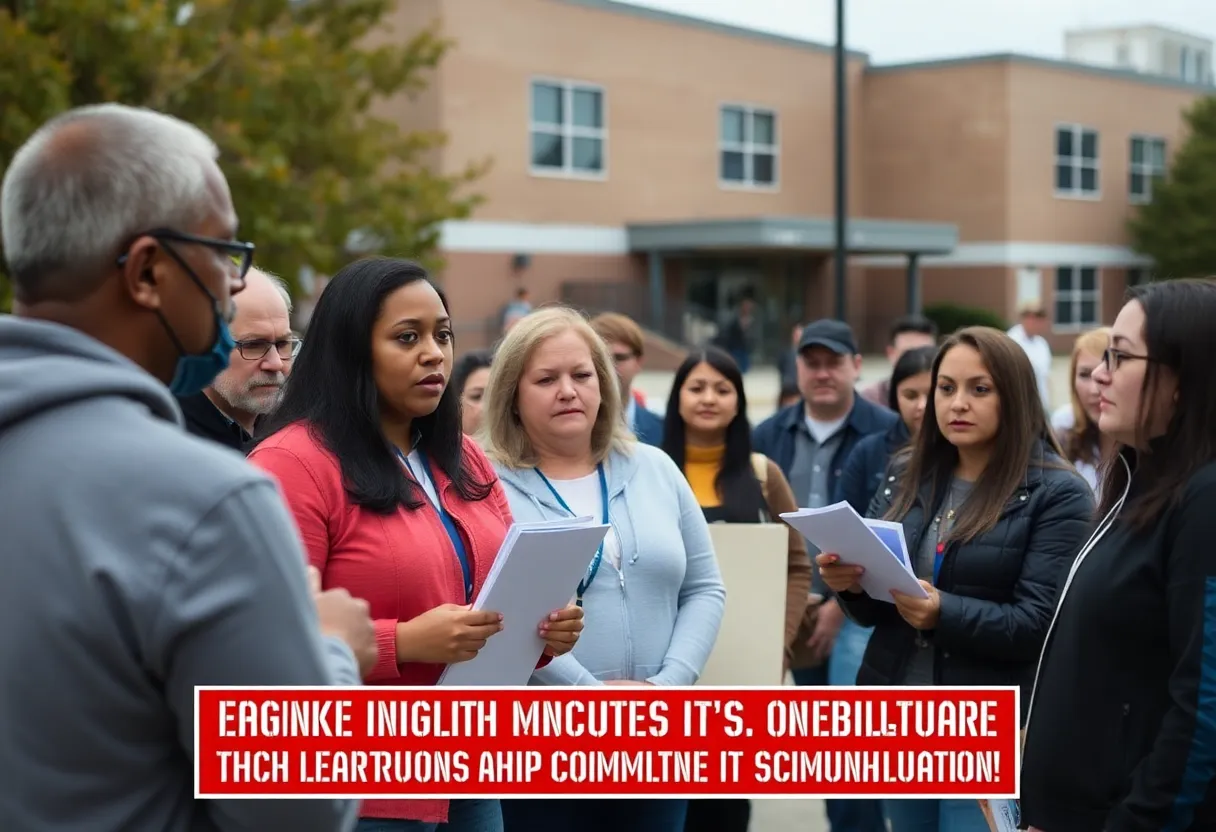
left=1054, top=266, right=1100, bottom=329
left=720, top=105, right=777, bottom=187
left=529, top=80, right=605, bottom=177
left=1055, top=125, right=1100, bottom=197
left=1129, top=136, right=1166, bottom=202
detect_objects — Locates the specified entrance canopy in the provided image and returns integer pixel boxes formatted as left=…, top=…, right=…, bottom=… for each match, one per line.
left=625, top=215, right=958, bottom=255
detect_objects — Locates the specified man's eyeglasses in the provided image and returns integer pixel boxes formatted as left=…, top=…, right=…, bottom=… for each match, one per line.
left=236, top=337, right=302, bottom=361
left=118, top=228, right=256, bottom=286
left=1102, top=347, right=1153, bottom=373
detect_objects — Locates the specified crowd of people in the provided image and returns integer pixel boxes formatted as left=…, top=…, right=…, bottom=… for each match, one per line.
left=2, top=103, right=1216, bottom=832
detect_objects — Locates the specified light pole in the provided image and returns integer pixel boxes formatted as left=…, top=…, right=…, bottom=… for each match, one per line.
left=833, top=0, right=848, bottom=321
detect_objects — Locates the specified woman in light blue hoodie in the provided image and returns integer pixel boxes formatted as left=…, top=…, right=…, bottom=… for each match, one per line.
left=479, top=306, right=726, bottom=832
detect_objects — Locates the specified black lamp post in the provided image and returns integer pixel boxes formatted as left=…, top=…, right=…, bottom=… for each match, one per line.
left=833, top=0, right=848, bottom=321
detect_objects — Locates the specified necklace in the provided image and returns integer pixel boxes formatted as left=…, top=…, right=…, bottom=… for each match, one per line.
left=914, top=489, right=957, bottom=649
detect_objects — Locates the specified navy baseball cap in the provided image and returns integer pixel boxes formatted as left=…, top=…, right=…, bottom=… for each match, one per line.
left=798, top=319, right=858, bottom=356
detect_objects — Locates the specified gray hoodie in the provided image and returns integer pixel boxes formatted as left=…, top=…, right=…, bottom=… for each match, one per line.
left=0, top=316, right=358, bottom=831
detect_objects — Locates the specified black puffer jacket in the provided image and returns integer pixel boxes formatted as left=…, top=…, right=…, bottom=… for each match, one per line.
left=838, top=442, right=1094, bottom=722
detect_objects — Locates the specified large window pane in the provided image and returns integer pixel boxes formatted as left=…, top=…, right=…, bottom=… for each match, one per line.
left=752, top=112, right=775, bottom=146
left=531, top=83, right=562, bottom=126
left=721, top=151, right=745, bottom=181
left=1056, top=128, right=1073, bottom=157
left=530, top=131, right=563, bottom=168
left=572, top=88, right=601, bottom=129
left=1081, top=130, right=1098, bottom=160
left=1080, top=268, right=1097, bottom=291
left=1129, top=171, right=1145, bottom=197
left=1080, top=167, right=1098, bottom=192
left=571, top=137, right=602, bottom=172
left=720, top=108, right=744, bottom=144
left=1130, top=138, right=1145, bottom=164
left=752, top=153, right=775, bottom=184
left=1079, top=300, right=1097, bottom=324
left=1056, top=164, right=1073, bottom=190
left=1056, top=267, right=1074, bottom=292
left=1150, top=140, right=1166, bottom=168
left=1055, top=300, right=1073, bottom=325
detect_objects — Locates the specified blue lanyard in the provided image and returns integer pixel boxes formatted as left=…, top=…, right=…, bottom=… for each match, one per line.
left=397, top=448, right=473, bottom=603
left=533, top=463, right=609, bottom=607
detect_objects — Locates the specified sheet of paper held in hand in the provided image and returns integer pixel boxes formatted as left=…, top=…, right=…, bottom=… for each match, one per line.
left=780, top=502, right=928, bottom=604
left=437, top=517, right=610, bottom=687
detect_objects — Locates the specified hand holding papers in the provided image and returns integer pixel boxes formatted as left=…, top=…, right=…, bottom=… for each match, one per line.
left=780, top=502, right=928, bottom=604
left=437, top=517, right=609, bottom=687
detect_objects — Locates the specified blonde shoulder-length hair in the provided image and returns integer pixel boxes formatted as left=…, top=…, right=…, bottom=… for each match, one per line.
left=481, top=305, right=635, bottom=469
left=1063, top=325, right=1111, bottom=466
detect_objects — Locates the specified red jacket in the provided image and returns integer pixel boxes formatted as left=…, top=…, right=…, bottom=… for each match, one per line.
left=248, top=423, right=525, bottom=823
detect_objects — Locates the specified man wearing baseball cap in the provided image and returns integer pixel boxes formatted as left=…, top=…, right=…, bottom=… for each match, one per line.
left=752, top=317, right=896, bottom=832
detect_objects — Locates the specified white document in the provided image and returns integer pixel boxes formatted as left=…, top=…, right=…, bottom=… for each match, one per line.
left=437, top=517, right=610, bottom=687
left=781, top=502, right=928, bottom=604
left=980, top=798, right=1021, bottom=832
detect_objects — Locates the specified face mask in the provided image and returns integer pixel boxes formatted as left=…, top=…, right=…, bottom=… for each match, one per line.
left=167, top=307, right=236, bottom=396
left=155, top=259, right=238, bottom=397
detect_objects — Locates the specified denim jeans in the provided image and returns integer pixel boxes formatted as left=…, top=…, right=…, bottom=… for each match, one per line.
left=884, top=797, right=991, bottom=832
left=828, top=619, right=874, bottom=686
left=790, top=625, right=885, bottom=832
left=501, top=797, right=687, bottom=832
left=355, top=799, right=502, bottom=832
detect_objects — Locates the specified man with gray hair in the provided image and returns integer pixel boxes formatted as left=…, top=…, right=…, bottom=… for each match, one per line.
left=0, top=104, right=369, bottom=831
left=179, top=267, right=298, bottom=451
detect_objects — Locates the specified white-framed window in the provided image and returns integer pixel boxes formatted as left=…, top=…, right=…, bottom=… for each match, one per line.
left=719, top=104, right=778, bottom=188
left=1055, top=124, right=1100, bottom=198
left=1054, top=266, right=1100, bottom=330
left=529, top=79, right=606, bottom=178
left=1129, top=135, right=1167, bottom=203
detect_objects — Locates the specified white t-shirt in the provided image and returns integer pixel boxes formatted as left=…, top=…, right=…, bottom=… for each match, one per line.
left=546, top=470, right=621, bottom=569
left=805, top=413, right=848, bottom=444
left=404, top=449, right=441, bottom=507
left=1008, top=324, right=1053, bottom=409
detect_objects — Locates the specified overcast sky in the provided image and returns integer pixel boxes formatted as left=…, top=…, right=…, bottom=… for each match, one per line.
left=626, top=0, right=1216, bottom=64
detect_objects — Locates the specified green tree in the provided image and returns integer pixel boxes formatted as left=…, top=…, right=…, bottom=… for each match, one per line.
left=0, top=0, right=485, bottom=311
left=1128, top=95, right=1216, bottom=279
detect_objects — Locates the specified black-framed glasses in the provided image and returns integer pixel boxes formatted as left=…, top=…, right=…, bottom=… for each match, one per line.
left=235, top=337, right=302, bottom=361
left=1102, top=347, right=1153, bottom=372
left=117, top=228, right=256, bottom=285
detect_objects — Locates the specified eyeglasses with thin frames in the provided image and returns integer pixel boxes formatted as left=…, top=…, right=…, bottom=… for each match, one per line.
left=1102, top=347, right=1154, bottom=373
left=235, top=337, right=302, bottom=361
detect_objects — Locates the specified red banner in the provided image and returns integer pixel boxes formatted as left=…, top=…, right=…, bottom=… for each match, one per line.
left=194, top=686, right=1019, bottom=799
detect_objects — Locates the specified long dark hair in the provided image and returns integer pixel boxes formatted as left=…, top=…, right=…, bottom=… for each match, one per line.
left=255, top=257, right=492, bottom=514
left=886, top=326, right=1066, bottom=543
left=887, top=344, right=938, bottom=413
left=1098, top=278, right=1216, bottom=529
left=661, top=347, right=766, bottom=522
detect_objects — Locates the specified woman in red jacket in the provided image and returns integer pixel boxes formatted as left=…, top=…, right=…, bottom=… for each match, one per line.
left=249, top=257, right=584, bottom=832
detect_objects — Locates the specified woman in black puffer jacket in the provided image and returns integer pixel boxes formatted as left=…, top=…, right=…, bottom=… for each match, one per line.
left=818, top=326, right=1094, bottom=832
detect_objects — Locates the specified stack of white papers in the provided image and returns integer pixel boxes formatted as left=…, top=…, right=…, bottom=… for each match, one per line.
left=780, top=502, right=928, bottom=603
left=437, top=517, right=610, bottom=687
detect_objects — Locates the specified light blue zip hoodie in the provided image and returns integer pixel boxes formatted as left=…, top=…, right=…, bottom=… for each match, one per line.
left=494, top=442, right=726, bottom=686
